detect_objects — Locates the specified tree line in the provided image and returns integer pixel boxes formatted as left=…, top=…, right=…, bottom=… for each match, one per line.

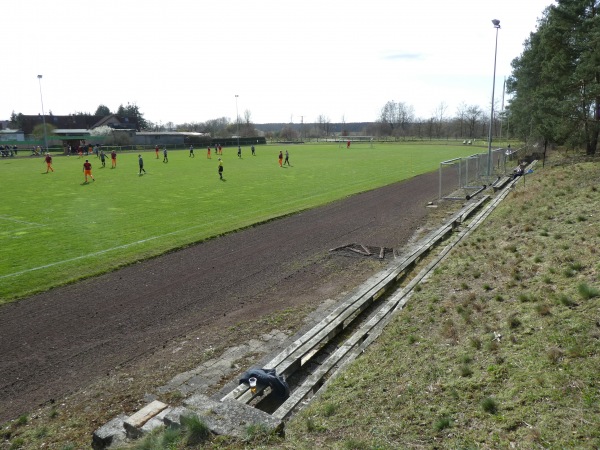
left=8, top=98, right=504, bottom=142
left=368, top=100, right=495, bottom=141
left=183, top=104, right=498, bottom=142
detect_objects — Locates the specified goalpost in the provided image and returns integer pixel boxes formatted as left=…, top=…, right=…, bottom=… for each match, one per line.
left=337, top=136, right=374, bottom=149
left=439, top=151, right=499, bottom=200
left=439, top=158, right=463, bottom=200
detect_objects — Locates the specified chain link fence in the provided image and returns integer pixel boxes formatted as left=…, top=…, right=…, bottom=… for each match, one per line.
left=439, top=147, right=525, bottom=199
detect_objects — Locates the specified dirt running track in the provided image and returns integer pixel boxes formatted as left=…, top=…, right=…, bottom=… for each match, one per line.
left=0, top=171, right=446, bottom=424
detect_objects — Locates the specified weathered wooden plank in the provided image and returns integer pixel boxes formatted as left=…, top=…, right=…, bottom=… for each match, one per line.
left=222, top=198, right=491, bottom=403
left=492, top=176, right=511, bottom=192
left=225, top=235, right=449, bottom=403
left=123, top=400, right=168, bottom=438
left=223, top=225, right=455, bottom=403
left=329, top=243, right=354, bottom=252
left=460, top=196, right=490, bottom=222
left=273, top=184, right=513, bottom=419
left=272, top=281, right=413, bottom=420
left=347, top=247, right=370, bottom=256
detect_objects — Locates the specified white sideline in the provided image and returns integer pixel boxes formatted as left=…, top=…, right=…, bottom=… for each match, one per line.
left=0, top=224, right=206, bottom=280
left=1, top=185, right=394, bottom=281
left=0, top=216, right=46, bottom=227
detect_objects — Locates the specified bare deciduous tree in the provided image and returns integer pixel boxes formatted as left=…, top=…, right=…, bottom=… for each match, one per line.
left=465, top=105, right=484, bottom=139
left=317, top=114, right=331, bottom=137
left=279, top=125, right=299, bottom=141
left=378, top=101, right=415, bottom=138
left=241, top=109, right=257, bottom=137
left=454, top=102, right=468, bottom=138
left=433, top=101, right=448, bottom=138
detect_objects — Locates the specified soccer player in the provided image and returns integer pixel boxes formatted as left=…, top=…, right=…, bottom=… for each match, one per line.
left=207, top=146, right=211, bottom=159
left=237, top=146, right=242, bottom=158
left=163, top=146, right=168, bottom=163
left=218, top=158, right=223, bottom=179
left=111, top=150, right=117, bottom=168
left=189, top=145, right=195, bottom=157
left=83, top=160, right=95, bottom=183
left=100, top=150, right=107, bottom=167
left=278, top=150, right=283, bottom=167
left=347, top=140, right=351, bottom=149
left=251, top=145, right=255, bottom=156
left=138, top=154, right=146, bottom=175
left=155, top=144, right=160, bottom=159
left=44, top=153, right=54, bottom=173
left=284, top=150, right=290, bottom=166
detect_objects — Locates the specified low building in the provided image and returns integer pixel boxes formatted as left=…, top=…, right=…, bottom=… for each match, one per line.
left=91, top=114, right=139, bottom=130
left=12, top=114, right=139, bottom=135
left=51, top=129, right=94, bottom=153
left=135, top=131, right=209, bottom=146
left=0, top=129, right=25, bottom=142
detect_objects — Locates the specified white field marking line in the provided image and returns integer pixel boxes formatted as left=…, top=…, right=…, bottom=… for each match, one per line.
left=1, top=187, right=384, bottom=281
left=0, top=216, right=46, bottom=227
left=1, top=199, right=304, bottom=281
left=0, top=221, right=221, bottom=280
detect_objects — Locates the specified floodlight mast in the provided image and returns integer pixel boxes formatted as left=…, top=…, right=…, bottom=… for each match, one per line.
left=37, top=75, right=49, bottom=152
left=235, top=95, right=240, bottom=148
left=487, top=19, right=501, bottom=177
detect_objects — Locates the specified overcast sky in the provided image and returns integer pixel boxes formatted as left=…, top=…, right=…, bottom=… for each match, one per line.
left=3, top=0, right=553, bottom=126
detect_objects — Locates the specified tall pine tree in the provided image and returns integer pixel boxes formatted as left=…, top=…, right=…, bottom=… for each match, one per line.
left=507, top=0, right=599, bottom=155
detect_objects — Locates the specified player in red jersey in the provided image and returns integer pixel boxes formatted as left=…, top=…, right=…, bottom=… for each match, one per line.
left=83, top=160, right=95, bottom=183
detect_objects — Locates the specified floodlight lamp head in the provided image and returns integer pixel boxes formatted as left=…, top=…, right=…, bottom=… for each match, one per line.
left=37, top=74, right=42, bottom=79
left=492, top=19, right=500, bottom=28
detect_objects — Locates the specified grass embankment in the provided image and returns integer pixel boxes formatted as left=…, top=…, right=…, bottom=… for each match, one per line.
left=283, top=157, right=600, bottom=449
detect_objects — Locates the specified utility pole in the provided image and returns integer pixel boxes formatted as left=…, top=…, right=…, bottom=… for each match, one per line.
left=486, top=19, right=501, bottom=177
left=235, top=95, right=239, bottom=148
left=37, top=75, right=49, bottom=152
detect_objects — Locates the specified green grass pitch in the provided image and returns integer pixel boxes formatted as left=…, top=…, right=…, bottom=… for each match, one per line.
left=0, top=142, right=477, bottom=302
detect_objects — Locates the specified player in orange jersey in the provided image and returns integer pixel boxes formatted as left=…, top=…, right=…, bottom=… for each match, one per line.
left=44, top=153, right=54, bottom=173
left=83, top=160, right=95, bottom=183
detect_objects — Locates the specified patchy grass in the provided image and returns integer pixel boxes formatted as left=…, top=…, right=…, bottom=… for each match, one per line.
left=481, top=397, right=499, bottom=414
left=578, top=282, right=600, bottom=300
left=180, top=414, right=210, bottom=446
left=433, top=415, right=452, bottom=431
